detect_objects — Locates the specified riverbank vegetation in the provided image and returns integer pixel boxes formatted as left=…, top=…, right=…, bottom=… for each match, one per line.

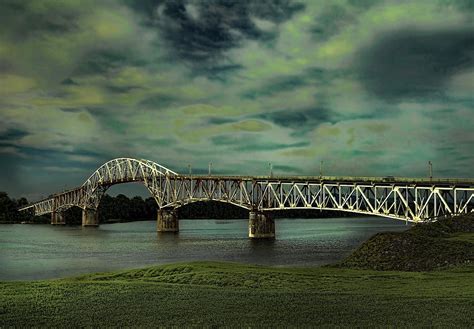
left=338, top=213, right=474, bottom=271
left=0, top=192, right=32, bottom=223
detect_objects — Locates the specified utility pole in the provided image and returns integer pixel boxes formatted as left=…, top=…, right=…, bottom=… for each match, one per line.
left=269, top=163, right=273, bottom=178
left=208, top=162, right=212, bottom=176
left=428, top=161, right=433, bottom=181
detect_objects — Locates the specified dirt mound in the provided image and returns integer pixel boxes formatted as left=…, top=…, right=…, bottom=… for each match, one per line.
left=338, top=214, right=474, bottom=271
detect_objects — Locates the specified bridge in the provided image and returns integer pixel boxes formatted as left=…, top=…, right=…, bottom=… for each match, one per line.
left=19, top=158, right=474, bottom=238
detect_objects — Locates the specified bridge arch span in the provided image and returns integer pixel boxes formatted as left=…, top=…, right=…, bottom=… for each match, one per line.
left=81, top=157, right=178, bottom=209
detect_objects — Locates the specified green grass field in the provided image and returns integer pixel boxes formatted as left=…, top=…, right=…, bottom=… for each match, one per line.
left=1, top=262, right=473, bottom=327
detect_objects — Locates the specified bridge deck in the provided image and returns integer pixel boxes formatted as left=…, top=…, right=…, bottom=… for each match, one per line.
left=175, top=175, right=474, bottom=186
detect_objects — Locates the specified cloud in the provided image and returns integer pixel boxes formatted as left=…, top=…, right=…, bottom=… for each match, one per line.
left=241, top=75, right=308, bottom=99
left=211, top=134, right=309, bottom=152
left=1, top=0, right=474, bottom=199
left=355, top=26, right=474, bottom=101
left=256, top=107, right=331, bottom=131
left=0, top=74, right=36, bottom=95
left=128, top=0, right=304, bottom=69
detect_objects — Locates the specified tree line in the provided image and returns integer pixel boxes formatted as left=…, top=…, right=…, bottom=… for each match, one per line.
left=0, top=192, right=33, bottom=223
left=0, top=192, right=248, bottom=224
left=1, top=191, right=358, bottom=224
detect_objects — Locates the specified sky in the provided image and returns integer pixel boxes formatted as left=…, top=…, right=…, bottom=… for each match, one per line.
left=0, top=0, right=473, bottom=200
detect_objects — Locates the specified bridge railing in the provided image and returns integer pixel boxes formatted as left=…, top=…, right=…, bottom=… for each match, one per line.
left=173, top=174, right=474, bottom=185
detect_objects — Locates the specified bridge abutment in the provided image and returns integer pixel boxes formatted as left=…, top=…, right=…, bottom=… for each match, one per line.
left=157, top=208, right=179, bottom=233
left=51, top=211, right=65, bottom=225
left=82, top=208, right=99, bottom=227
left=249, top=211, right=275, bottom=239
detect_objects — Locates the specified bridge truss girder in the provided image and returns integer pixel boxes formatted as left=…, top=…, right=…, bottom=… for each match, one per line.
left=254, top=182, right=474, bottom=222
left=161, top=179, right=474, bottom=222
left=19, top=158, right=474, bottom=223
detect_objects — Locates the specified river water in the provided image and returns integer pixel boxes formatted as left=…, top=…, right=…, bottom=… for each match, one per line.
left=0, top=217, right=410, bottom=280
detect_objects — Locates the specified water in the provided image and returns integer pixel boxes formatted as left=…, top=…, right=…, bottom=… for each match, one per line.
left=0, top=217, right=410, bottom=280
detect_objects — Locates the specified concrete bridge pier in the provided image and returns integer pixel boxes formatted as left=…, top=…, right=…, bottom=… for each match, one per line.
left=51, top=211, right=66, bottom=225
left=249, top=211, right=275, bottom=239
left=82, top=208, right=99, bottom=227
left=157, top=208, right=179, bottom=233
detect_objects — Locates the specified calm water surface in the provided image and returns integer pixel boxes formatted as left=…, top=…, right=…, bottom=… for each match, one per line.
left=0, top=217, right=410, bottom=280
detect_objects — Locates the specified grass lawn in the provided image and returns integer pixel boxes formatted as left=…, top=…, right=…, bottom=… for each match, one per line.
left=1, top=261, right=473, bottom=327
left=448, top=232, right=474, bottom=244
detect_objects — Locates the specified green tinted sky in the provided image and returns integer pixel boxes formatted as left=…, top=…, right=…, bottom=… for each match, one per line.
left=0, top=0, right=473, bottom=199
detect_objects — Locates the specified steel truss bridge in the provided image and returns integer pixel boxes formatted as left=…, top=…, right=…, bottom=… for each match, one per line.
left=20, top=158, right=474, bottom=234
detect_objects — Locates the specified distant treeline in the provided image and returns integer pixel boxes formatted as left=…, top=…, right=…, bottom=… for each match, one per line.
left=1, top=191, right=360, bottom=224
left=0, top=192, right=248, bottom=224
left=57, top=195, right=159, bottom=225
left=0, top=192, right=32, bottom=223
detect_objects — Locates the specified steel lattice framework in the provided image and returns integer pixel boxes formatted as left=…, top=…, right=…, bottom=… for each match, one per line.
left=20, top=158, right=178, bottom=215
left=20, top=157, right=474, bottom=222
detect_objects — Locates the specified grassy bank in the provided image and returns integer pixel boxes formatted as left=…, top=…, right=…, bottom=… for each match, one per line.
left=338, top=214, right=474, bottom=271
left=1, top=262, right=473, bottom=327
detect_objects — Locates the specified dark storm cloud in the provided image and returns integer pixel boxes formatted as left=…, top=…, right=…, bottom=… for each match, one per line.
left=193, top=64, right=243, bottom=81
left=272, top=164, right=301, bottom=173
left=59, top=108, right=82, bottom=113
left=127, top=0, right=304, bottom=63
left=73, top=50, right=131, bottom=75
left=0, top=129, right=29, bottom=141
left=0, top=61, right=13, bottom=74
left=0, top=144, right=97, bottom=166
left=242, top=76, right=307, bottom=99
left=356, top=27, right=474, bottom=101
left=138, top=94, right=178, bottom=109
left=0, top=1, right=81, bottom=40
left=82, top=107, right=129, bottom=134
left=257, top=107, right=331, bottom=130
left=211, top=134, right=309, bottom=151
left=241, top=68, right=351, bottom=101
left=207, top=117, right=235, bottom=125
left=60, top=78, right=79, bottom=86
left=310, top=0, right=377, bottom=42
left=0, top=147, right=109, bottom=197
left=310, top=4, right=346, bottom=42
left=440, top=0, right=474, bottom=12
left=0, top=153, right=23, bottom=193
left=105, top=85, right=142, bottom=94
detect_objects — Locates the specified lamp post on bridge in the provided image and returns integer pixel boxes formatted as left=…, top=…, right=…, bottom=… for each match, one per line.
left=319, top=160, right=323, bottom=179
left=428, top=161, right=433, bottom=181
left=269, top=162, right=273, bottom=178
left=208, top=162, right=212, bottom=176
left=188, top=164, right=192, bottom=176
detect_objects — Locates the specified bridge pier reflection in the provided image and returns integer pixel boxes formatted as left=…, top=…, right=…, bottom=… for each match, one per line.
left=82, top=208, right=99, bottom=227
left=249, top=211, right=275, bottom=239
left=51, top=211, right=65, bottom=225
left=157, top=208, right=179, bottom=233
